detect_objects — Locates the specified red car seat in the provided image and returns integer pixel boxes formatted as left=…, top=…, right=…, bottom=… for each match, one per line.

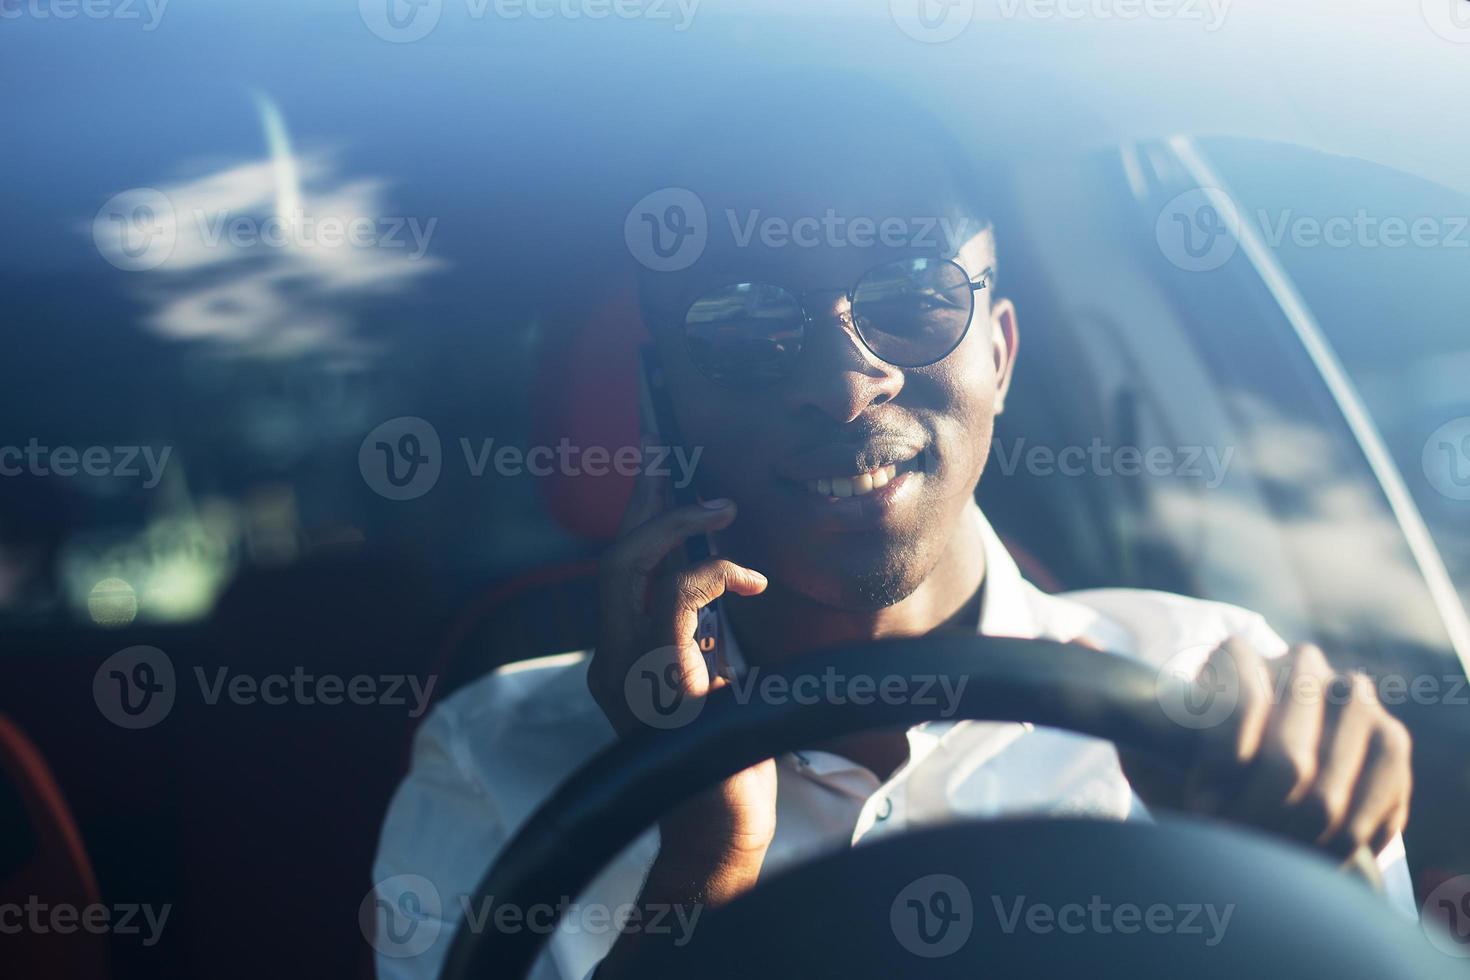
left=0, top=713, right=108, bottom=979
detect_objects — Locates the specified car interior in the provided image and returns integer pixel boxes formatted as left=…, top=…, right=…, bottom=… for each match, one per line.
left=4, top=6, right=1469, bottom=978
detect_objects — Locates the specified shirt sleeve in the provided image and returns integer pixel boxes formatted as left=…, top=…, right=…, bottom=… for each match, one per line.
left=371, top=702, right=568, bottom=980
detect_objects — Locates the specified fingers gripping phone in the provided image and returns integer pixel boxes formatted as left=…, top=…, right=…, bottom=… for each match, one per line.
left=637, top=344, right=725, bottom=677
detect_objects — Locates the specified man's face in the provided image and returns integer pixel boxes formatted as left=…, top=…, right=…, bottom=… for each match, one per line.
left=644, top=152, right=1017, bottom=610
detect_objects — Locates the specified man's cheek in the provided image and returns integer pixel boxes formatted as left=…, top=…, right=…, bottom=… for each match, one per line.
left=966, top=414, right=996, bottom=478
left=686, top=439, right=760, bottom=500
left=930, top=408, right=992, bottom=499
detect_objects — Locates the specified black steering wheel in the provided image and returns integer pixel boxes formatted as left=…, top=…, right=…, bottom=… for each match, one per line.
left=437, top=635, right=1450, bottom=979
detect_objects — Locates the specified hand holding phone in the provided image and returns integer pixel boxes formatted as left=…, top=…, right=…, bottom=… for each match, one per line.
left=637, top=344, right=725, bottom=674
left=585, top=379, right=778, bottom=964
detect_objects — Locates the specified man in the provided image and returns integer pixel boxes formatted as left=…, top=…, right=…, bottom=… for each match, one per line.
left=373, top=78, right=1413, bottom=979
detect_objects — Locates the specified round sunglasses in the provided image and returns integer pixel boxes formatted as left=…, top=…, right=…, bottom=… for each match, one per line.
left=680, top=256, right=992, bottom=388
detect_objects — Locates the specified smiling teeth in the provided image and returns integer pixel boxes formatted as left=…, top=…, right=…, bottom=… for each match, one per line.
left=807, top=464, right=898, bottom=498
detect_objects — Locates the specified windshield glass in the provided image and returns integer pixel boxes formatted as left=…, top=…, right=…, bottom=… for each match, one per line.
left=4, top=5, right=1469, bottom=979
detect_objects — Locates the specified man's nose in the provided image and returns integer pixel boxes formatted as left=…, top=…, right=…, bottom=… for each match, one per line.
left=782, top=293, right=905, bottom=424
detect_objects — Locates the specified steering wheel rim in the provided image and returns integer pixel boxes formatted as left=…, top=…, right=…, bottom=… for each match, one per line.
left=438, top=634, right=1211, bottom=980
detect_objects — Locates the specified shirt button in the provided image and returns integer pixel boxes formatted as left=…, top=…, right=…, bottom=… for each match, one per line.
left=874, top=797, right=893, bottom=821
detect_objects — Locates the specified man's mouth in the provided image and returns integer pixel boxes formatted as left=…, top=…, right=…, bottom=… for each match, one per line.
left=800, top=453, right=925, bottom=499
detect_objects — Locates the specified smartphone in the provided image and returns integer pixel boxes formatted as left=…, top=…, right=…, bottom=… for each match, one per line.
left=637, top=344, right=724, bottom=676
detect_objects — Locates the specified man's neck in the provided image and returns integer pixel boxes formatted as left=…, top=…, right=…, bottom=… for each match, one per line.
left=726, top=502, right=988, bottom=667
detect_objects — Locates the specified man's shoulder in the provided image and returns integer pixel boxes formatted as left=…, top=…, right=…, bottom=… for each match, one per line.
left=1049, top=586, right=1286, bottom=666
left=1058, top=586, right=1271, bottom=627
left=418, top=650, right=612, bottom=764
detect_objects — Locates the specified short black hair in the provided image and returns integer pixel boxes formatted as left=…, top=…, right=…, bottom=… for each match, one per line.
left=648, top=69, right=998, bottom=226
left=634, top=70, right=1004, bottom=320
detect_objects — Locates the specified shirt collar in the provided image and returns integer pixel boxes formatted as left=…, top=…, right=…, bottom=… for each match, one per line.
left=719, top=499, right=1051, bottom=678
left=970, top=498, right=1044, bottom=641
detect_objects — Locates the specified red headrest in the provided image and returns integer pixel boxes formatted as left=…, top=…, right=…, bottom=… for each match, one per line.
left=531, top=286, right=650, bottom=542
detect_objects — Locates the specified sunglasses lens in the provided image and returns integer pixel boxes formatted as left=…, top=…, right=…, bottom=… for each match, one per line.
left=684, top=282, right=804, bottom=387
left=850, top=257, right=974, bottom=367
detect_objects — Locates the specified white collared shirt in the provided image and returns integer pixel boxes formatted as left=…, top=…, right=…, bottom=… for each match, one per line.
left=371, top=502, right=1412, bottom=980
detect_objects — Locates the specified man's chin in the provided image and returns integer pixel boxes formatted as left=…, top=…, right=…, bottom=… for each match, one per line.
left=845, top=565, right=927, bottom=610
left=761, top=538, right=930, bottom=611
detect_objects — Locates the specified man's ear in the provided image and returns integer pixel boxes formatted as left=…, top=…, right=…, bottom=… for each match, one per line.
left=989, top=297, right=1019, bottom=416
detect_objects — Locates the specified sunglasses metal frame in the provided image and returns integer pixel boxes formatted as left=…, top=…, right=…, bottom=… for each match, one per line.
left=680, top=258, right=994, bottom=388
